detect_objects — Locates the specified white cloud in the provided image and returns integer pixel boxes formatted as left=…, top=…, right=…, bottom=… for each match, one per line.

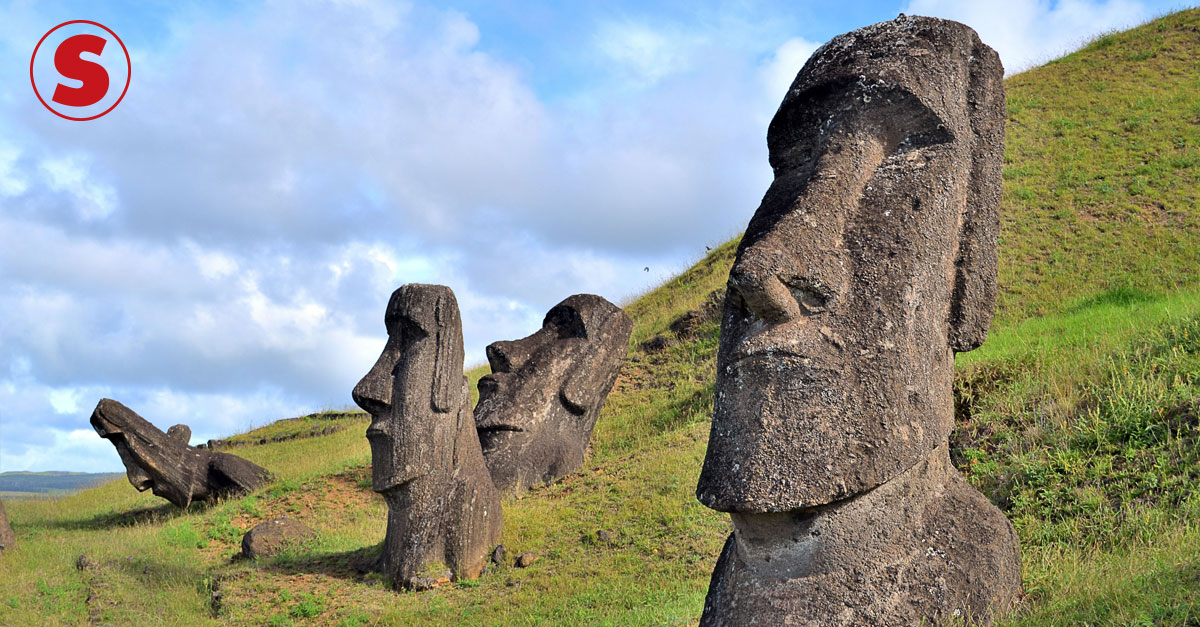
left=0, top=143, right=27, bottom=196
left=46, top=388, right=82, bottom=415
left=0, top=428, right=122, bottom=473
left=595, top=21, right=699, bottom=87
left=187, top=243, right=238, bottom=280
left=38, top=154, right=118, bottom=221
left=758, top=36, right=821, bottom=125
left=903, top=0, right=1151, bottom=73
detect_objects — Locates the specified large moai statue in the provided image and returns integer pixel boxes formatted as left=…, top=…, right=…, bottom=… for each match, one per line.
left=0, top=498, right=15, bottom=552
left=90, top=399, right=271, bottom=508
left=475, top=294, right=632, bottom=493
left=695, top=16, right=1020, bottom=625
left=353, top=284, right=502, bottom=589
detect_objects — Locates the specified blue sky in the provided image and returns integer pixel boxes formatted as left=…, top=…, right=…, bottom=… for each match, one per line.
left=0, top=0, right=1187, bottom=473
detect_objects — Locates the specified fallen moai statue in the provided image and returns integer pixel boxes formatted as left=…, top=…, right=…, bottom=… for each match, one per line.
left=0, top=498, right=14, bottom=552
left=90, top=398, right=272, bottom=508
left=695, top=15, right=1020, bottom=625
left=475, top=294, right=632, bottom=493
left=353, top=283, right=502, bottom=590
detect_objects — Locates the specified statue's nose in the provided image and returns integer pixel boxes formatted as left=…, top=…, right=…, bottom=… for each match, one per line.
left=728, top=243, right=803, bottom=325
left=486, top=340, right=533, bottom=373
left=352, top=368, right=391, bottom=416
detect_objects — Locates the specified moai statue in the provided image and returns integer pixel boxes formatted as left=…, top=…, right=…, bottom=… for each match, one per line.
left=695, top=16, right=1021, bottom=625
left=353, top=284, right=502, bottom=589
left=90, top=399, right=271, bottom=508
left=475, top=294, right=632, bottom=493
left=0, top=498, right=15, bottom=552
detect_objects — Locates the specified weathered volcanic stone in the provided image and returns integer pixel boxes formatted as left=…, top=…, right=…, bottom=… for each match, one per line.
left=241, top=517, right=317, bottom=559
left=475, top=294, right=632, bottom=493
left=695, top=15, right=1019, bottom=625
left=0, top=498, right=15, bottom=552
left=353, top=284, right=502, bottom=590
left=90, top=399, right=272, bottom=508
left=703, top=447, right=1021, bottom=625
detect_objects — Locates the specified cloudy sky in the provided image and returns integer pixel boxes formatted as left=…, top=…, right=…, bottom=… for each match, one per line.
left=0, top=0, right=1181, bottom=473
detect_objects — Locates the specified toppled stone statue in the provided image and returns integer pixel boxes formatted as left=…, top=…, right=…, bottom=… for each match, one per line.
left=353, top=284, right=502, bottom=589
left=474, top=294, right=632, bottom=493
left=90, top=399, right=272, bottom=508
left=0, top=498, right=14, bottom=552
left=695, top=15, right=1020, bottom=625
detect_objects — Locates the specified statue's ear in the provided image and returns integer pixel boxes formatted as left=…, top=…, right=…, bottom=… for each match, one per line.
left=166, top=424, right=191, bottom=445
left=430, top=291, right=462, bottom=413
left=948, top=42, right=1004, bottom=353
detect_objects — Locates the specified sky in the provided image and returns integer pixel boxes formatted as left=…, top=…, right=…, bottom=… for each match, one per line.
left=0, top=0, right=1187, bottom=473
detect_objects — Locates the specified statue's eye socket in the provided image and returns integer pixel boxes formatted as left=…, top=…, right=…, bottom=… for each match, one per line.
left=546, top=306, right=587, bottom=339
left=785, top=281, right=832, bottom=315
left=398, top=316, right=430, bottom=343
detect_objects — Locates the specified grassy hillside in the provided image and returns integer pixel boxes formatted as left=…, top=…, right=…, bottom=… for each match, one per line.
left=2, top=9, right=1198, bottom=625
left=996, top=8, right=1200, bottom=322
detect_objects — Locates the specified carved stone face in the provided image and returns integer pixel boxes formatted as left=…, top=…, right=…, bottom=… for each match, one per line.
left=353, top=284, right=464, bottom=493
left=696, top=17, right=1004, bottom=513
left=90, top=400, right=196, bottom=507
left=90, top=399, right=269, bottom=509
left=474, top=294, right=631, bottom=491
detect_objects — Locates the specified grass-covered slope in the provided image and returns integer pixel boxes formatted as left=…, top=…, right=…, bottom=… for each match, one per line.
left=2, top=9, right=1199, bottom=625
left=996, top=8, right=1200, bottom=322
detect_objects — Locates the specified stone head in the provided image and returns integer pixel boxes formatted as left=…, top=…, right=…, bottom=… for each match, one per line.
left=353, top=283, right=465, bottom=493
left=697, top=16, right=1004, bottom=512
left=90, top=398, right=197, bottom=507
left=475, top=294, right=632, bottom=489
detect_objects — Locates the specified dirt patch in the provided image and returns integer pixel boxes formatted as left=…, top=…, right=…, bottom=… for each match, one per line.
left=640, top=288, right=725, bottom=354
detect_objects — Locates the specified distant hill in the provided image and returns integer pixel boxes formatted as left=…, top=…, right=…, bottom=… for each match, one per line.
left=0, top=471, right=124, bottom=495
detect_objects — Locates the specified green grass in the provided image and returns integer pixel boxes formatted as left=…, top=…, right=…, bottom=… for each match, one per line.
left=217, top=410, right=365, bottom=447
left=3, top=8, right=1200, bottom=625
left=949, top=287, right=1200, bottom=624
left=996, top=9, right=1200, bottom=323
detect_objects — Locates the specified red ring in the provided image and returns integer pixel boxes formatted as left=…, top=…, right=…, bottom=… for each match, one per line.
left=30, top=20, right=131, bottom=121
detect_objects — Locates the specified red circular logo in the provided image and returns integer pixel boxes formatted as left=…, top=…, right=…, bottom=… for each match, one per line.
left=30, top=20, right=131, bottom=121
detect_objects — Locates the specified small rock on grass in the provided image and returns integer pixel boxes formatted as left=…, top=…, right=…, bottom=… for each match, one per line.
left=408, top=576, right=436, bottom=592
left=491, top=544, right=507, bottom=566
left=515, top=552, right=538, bottom=568
left=241, top=517, right=316, bottom=559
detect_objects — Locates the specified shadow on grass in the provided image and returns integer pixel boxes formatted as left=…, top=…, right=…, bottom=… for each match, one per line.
left=263, top=543, right=384, bottom=583
left=43, top=500, right=219, bottom=531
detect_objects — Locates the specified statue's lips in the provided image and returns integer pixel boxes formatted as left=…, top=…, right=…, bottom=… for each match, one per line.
left=723, top=348, right=814, bottom=370
left=365, top=426, right=388, bottom=440
left=476, top=423, right=524, bottom=434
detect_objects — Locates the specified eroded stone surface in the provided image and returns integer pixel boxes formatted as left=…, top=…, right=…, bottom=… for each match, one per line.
left=353, top=284, right=502, bottom=590
left=90, top=399, right=271, bottom=508
left=701, top=447, right=1020, bottom=625
left=475, top=294, right=631, bottom=493
left=695, top=15, right=1019, bottom=624
left=241, top=517, right=317, bottom=559
left=0, top=498, right=15, bottom=552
